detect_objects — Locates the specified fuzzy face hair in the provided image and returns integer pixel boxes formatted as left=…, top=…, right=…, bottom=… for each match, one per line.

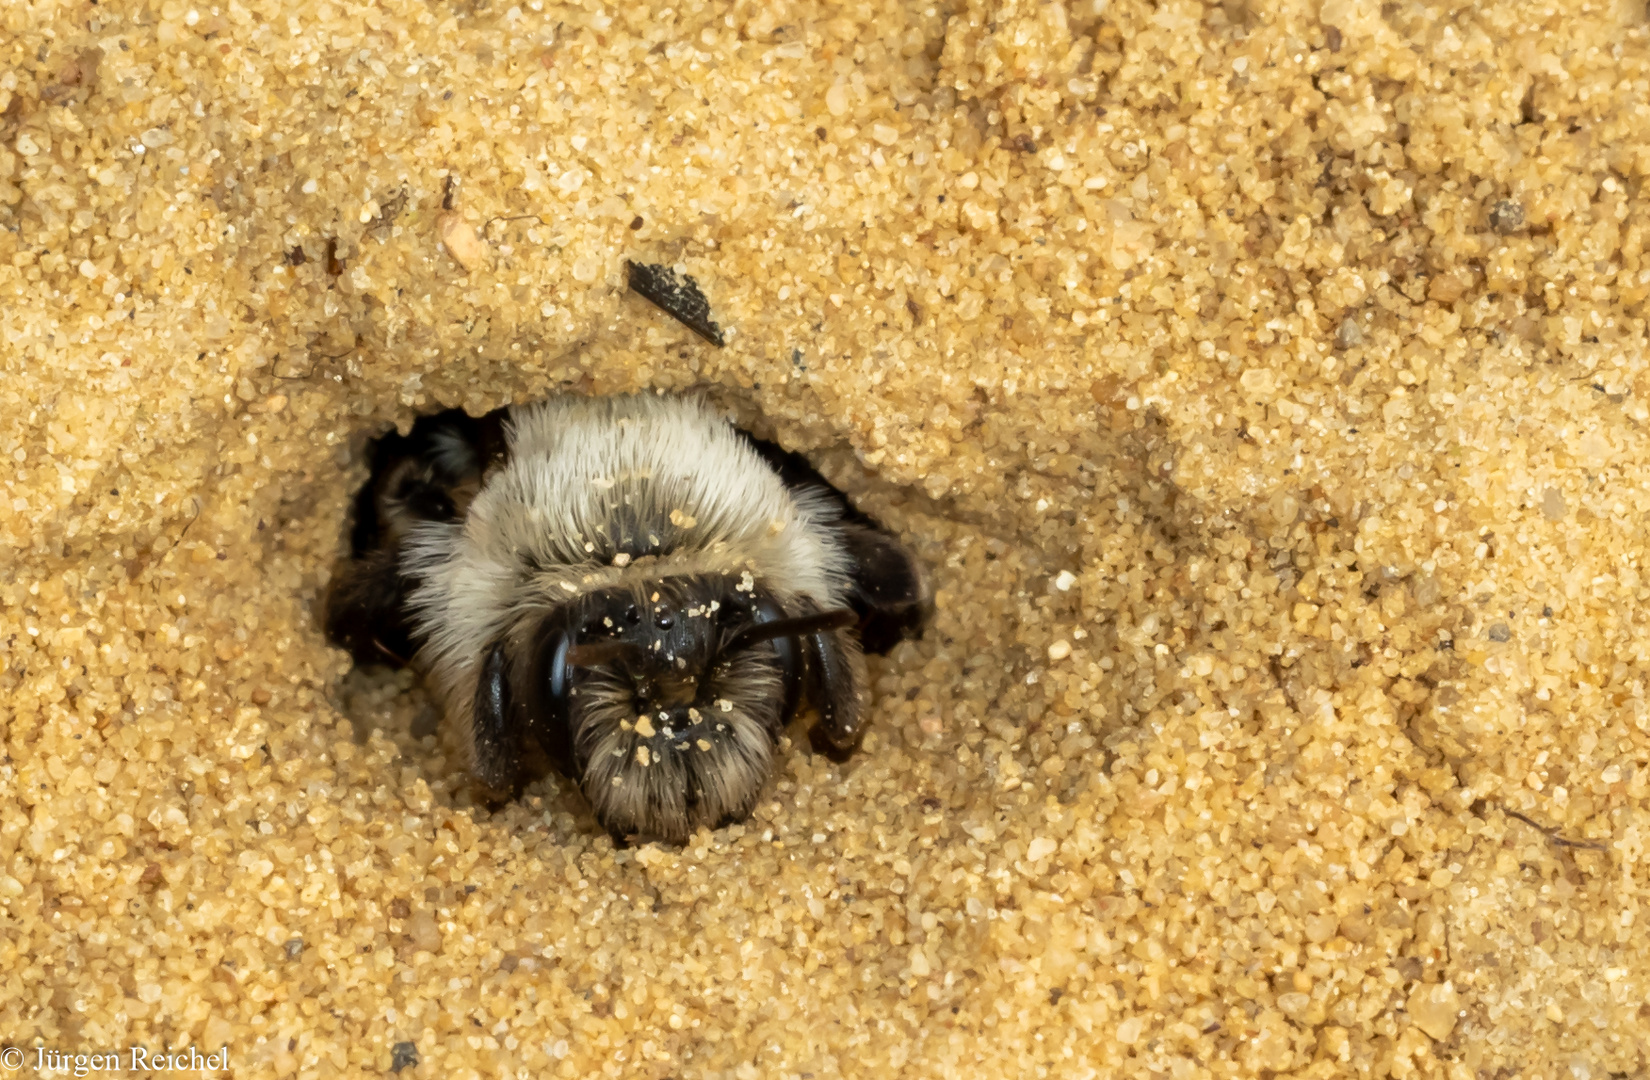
left=400, top=395, right=858, bottom=839
left=555, top=578, right=792, bottom=839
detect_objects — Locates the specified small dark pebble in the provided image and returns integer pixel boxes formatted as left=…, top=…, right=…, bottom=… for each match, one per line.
left=629, top=216, right=644, bottom=230
left=1542, top=605, right=1553, bottom=617
left=1325, top=25, right=1342, bottom=52
left=285, top=246, right=306, bottom=266
left=389, top=898, right=410, bottom=919
left=1487, top=622, right=1512, bottom=642
left=1488, top=200, right=1524, bottom=235
left=284, top=938, right=304, bottom=959
left=626, top=260, right=725, bottom=346
left=1049, top=987, right=1064, bottom=1005
left=390, top=1042, right=419, bottom=1073
left=1011, top=133, right=1037, bottom=153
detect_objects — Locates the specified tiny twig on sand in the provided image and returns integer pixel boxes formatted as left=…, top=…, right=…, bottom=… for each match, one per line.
left=1495, top=803, right=1609, bottom=851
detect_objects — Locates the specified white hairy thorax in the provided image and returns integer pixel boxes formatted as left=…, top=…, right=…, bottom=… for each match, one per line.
left=398, top=394, right=858, bottom=832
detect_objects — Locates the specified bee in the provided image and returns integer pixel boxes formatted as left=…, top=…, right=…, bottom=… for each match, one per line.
left=324, top=394, right=928, bottom=842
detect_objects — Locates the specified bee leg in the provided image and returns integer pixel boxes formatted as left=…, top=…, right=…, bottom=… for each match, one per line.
left=837, top=523, right=931, bottom=656
left=470, top=641, right=528, bottom=795
left=734, top=430, right=929, bottom=655
left=349, top=409, right=490, bottom=552
left=804, top=627, right=869, bottom=761
left=326, top=409, right=504, bottom=665
left=322, top=548, right=418, bottom=668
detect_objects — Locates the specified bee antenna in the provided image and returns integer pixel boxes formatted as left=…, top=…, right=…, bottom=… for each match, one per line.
left=727, top=608, right=856, bottom=652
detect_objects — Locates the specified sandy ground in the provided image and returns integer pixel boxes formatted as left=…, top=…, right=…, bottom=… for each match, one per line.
left=4, top=0, right=1650, bottom=1076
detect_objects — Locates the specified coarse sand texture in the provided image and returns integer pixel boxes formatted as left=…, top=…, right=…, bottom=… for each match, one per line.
left=4, top=0, right=1650, bottom=1076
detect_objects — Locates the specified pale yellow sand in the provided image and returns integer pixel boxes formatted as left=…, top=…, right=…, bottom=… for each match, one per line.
left=3, top=0, right=1648, bottom=1076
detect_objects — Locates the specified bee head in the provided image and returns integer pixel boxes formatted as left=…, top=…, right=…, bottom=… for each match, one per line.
left=514, top=575, right=851, bottom=843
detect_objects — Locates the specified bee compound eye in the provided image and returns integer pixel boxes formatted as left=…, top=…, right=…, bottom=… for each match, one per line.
left=545, top=632, right=573, bottom=700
